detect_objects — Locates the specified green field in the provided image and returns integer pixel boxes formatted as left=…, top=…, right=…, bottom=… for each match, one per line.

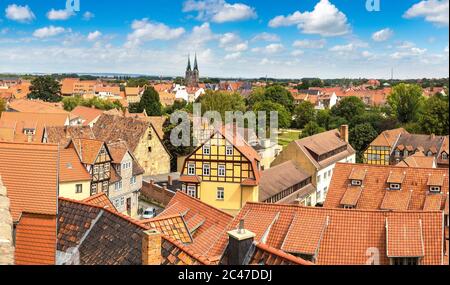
left=278, top=129, right=301, bottom=147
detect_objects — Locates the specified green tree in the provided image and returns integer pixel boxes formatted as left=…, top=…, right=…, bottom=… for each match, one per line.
left=293, top=101, right=316, bottom=129
left=246, top=87, right=266, bottom=108
left=62, top=96, right=82, bottom=111
left=199, top=91, right=246, bottom=120
left=300, top=121, right=325, bottom=138
left=139, top=87, right=163, bottom=116
left=388, top=83, right=424, bottom=123
left=331, top=96, right=365, bottom=122
left=264, top=85, right=294, bottom=111
left=127, top=78, right=149, bottom=87
left=316, top=109, right=332, bottom=130
left=28, top=76, right=62, bottom=102
left=419, top=95, right=449, bottom=135
left=162, top=118, right=195, bottom=171
left=350, top=123, right=378, bottom=162
left=253, top=101, right=291, bottom=129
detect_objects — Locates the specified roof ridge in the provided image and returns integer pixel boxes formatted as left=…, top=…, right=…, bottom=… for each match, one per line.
left=162, top=235, right=212, bottom=265
left=175, top=191, right=234, bottom=218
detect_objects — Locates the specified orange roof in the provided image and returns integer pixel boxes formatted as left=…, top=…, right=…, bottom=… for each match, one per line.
left=70, top=138, right=108, bottom=165
left=396, top=152, right=436, bottom=168
left=141, top=214, right=192, bottom=244
left=324, top=163, right=448, bottom=211
left=82, top=192, right=116, bottom=211
left=70, top=106, right=103, bottom=126
left=0, top=142, right=58, bottom=222
left=158, top=191, right=234, bottom=261
left=8, top=99, right=67, bottom=114
left=59, top=147, right=91, bottom=183
left=0, top=111, right=69, bottom=143
left=60, top=78, right=79, bottom=94
left=250, top=243, right=313, bottom=265
left=369, top=128, right=407, bottom=148
left=386, top=216, right=424, bottom=258
left=14, top=213, right=57, bottom=265
left=212, top=203, right=444, bottom=265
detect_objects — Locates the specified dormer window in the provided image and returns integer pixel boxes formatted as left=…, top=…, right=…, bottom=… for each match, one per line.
left=429, top=186, right=441, bottom=193
left=442, top=153, right=448, bottom=160
left=403, top=150, right=408, bottom=157
left=394, top=150, right=401, bottom=157
left=389, top=183, right=401, bottom=190
left=427, top=151, right=433, bottom=157
left=23, top=128, right=36, bottom=135
left=351, top=180, right=362, bottom=186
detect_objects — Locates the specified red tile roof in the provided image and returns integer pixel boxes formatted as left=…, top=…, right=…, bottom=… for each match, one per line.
left=59, top=147, right=91, bottom=183
left=70, top=138, right=107, bottom=165
left=82, top=192, right=116, bottom=211
left=0, top=142, right=58, bottom=221
left=141, top=214, right=193, bottom=244
left=70, top=106, right=103, bottom=126
left=324, top=163, right=448, bottom=211
left=250, top=243, right=314, bottom=265
left=14, top=213, right=57, bottom=265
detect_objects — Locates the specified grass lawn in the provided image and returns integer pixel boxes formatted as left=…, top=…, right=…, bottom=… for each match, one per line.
left=278, top=129, right=301, bottom=147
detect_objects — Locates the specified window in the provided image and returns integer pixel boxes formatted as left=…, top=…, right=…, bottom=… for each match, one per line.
left=181, top=184, right=186, bottom=191
left=217, top=187, right=224, bottom=200
left=394, top=150, right=400, bottom=157
left=203, top=164, right=210, bottom=176
left=351, top=180, right=362, bottom=186
left=427, top=151, right=433, bottom=157
left=430, top=186, right=441, bottom=193
left=120, top=197, right=125, bottom=206
left=203, top=144, right=210, bottom=155
left=389, top=183, right=401, bottom=190
left=188, top=163, right=195, bottom=175
left=226, top=145, right=233, bottom=156
left=187, top=186, right=196, bottom=198
left=93, top=165, right=99, bottom=174
left=148, top=130, right=153, bottom=140
left=148, top=147, right=152, bottom=153
left=328, top=170, right=332, bottom=177
left=130, top=176, right=137, bottom=185
left=317, top=175, right=321, bottom=183
left=115, top=181, right=122, bottom=191
left=218, top=165, right=226, bottom=177
left=122, top=162, right=131, bottom=170
left=75, top=184, right=83, bottom=194
left=403, top=150, right=408, bottom=157
left=391, top=257, right=419, bottom=265
left=442, top=153, right=448, bottom=160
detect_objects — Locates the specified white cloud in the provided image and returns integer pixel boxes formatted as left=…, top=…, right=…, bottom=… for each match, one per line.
left=268, top=0, right=350, bottom=37
left=87, top=31, right=102, bottom=41
left=372, top=28, right=394, bottom=42
left=361, top=50, right=377, bottom=60
left=219, top=32, right=248, bottom=52
left=5, top=4, right=35, bottom=23
left=252, top=32, right=280, bottom=42
left=445, top=45, right=449, bottom=53
left=329, top=43, right=355, bottom=52
left=252, top=43, right=284, bottom=54
left=125, top=18, right=185, bottom=47
left=391, top=45, right=427, bottom=59
left=292, top=39, right=326, bottom=48
left=291, top=50, right=304, bottom=56
left=183, top=0, right=256, bottom=23
left=224, top=52, right=241, bottom=60
left=33, top=26, right=67, bottom=38
left=404, top=0, right=449, bottom=26
left=83, top=11, right=95, bottom=21
left=47, top=9, right=74, bottom=20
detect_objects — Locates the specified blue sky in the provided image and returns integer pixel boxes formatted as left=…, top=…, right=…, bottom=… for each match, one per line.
left=0, top=0, right=448, bottom=78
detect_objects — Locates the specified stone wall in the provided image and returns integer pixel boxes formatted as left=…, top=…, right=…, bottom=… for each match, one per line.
left=0, top=177, right=14, bottom=265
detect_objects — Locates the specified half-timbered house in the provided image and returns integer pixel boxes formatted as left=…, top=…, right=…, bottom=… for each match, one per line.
left=179, top=127, right=261, bottom=215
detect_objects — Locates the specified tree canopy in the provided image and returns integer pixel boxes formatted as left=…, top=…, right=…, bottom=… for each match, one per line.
left=199, top=90, right=246, bottom=120
left=418, top=95, right=449, bottom=136
left=28, top=76, right=62, bottom=102
left=331, top=96, right=366, bottom=122
left=388, top=83, right=423, bottom=123
left=293, top=101, right=316, bottom=129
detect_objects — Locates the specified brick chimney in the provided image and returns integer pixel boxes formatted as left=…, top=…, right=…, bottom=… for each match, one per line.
left=226, top=220, right=255, bottom=265
left=142, top=229, right=161, bottom=265
left=340, top=125, right=349, bottom=143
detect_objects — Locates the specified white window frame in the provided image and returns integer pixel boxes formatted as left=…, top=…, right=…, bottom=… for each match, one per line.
left=351, top=180, right=362, bottom=186
left=188, top=163, right=195, bottom=176
left=389, top=183, right=401, bottom=190
left=218, top=165, right=226, bottom=177
left=130, top=176, right=137, bottom=185
left=203, top=144, right=211, bottom=155
left=203, top=164, right=210, bottom=176
left=442, top=152, right=448, bottom=160
left=217, top=187, right=225, bottom=200
left=430, top=186, right=441, bottom=193
left=187, top=186, right=196, bottom=197
left=75, top=184, right=83, bottom=194
left=226, top=145, right=233, bottom=156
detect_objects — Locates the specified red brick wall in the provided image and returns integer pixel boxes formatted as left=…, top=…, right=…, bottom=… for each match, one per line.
left=141, top=181, right=175, bottom=206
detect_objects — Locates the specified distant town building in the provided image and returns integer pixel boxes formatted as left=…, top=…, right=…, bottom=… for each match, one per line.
left=185, top=54, right=199, bottom=87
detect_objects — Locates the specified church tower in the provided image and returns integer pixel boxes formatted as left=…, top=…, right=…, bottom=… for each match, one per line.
left=185, top=54, right=199, bottom=87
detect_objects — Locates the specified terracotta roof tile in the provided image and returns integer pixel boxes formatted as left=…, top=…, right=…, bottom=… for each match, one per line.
left=59, top=147, right=91, bottom=183
left=249, top=243, right=313, bottom=265
left=387, top=170, right=406, bottom=184
left=70, top=106, right=103, bottom=126
left=7, top=99, right=67, bottom=114
left=386, top=216, right=424, bottom=258
left=14, top=213, right=57, bottom=265
left=340, top=186, right=363, bottom=207
left=325, top=163, right=448, bottom=212
left=0, top=142, right=58, bottom=221
left=82, top=193, right=116, bottom=211
left=71, top=138, right=107, bottom=165
left=141, top=214, right=192, bottom=244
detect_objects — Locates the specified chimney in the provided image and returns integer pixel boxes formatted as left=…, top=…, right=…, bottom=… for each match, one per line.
left=226, top=220, right=255, bottom=265
left=168, top=175, right=173, bottom=186
left=340, top=125, right=349, bottom=143
left=142, top=229, right=161, bottom=265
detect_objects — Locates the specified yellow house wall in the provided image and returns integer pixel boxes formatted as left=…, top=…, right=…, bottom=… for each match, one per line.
left=59, top=180, right=91, bottom=200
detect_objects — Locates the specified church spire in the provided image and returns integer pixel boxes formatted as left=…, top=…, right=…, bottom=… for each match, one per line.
left=186, top=54, right=192, bottom=71
left=193, top=53, right=198, bottom=71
